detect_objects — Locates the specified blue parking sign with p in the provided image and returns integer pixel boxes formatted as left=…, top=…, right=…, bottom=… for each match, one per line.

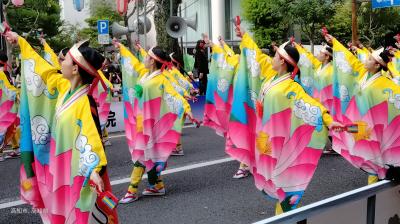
left=97, top=20, right=109, bottom=34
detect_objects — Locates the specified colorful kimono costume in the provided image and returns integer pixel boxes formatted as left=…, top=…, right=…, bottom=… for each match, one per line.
left=295, top=44, right=334, bottom=110
left=41, top=40, right=113, bottom=133
left=389, top=50, right=400, bottom=84
left=330, top=39, right=400, bottom=184
left=225, top=33, right=275, bottom=169
left=42, top=40, right=61, bottom=70
left=18, top=37, right=117, bottom=223
left=204, top=43, right=239, bottom=137
left=0, top=71, right=18, bottom=149
left=227, top=33, right=334, bottom=213
left=119, top=44, right=190, bottom=193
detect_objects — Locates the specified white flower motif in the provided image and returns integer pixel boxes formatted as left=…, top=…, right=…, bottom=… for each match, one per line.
left=75, top=121, right=99, bottom=178
left=217, top=78, right=229, bottom=93
left=299, top=54, right=312, bottom=68
left=176, top=75, right=190, bottom=90
left=122, top=57, right=135, bottom=77
left=293, top=99, right=322, bottom=127
left=335, top=52, right=352, bottom=74
left=246, top=49, right=260, bottom=77
left=339, top=85, right=350, bottom=102
left=164, top=93, right=183, bottom=115
left=23, top=59, right=46, bottom=97
left=171, top=82, right=184, bottom=96
left=31, top=116, right=50, bottom=145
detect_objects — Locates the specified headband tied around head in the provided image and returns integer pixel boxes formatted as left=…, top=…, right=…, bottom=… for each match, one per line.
left=371, top=47, right=388, bottom=68
left=68, top=40, right=107, bottom=95
left=274, top=41, right=299, bottom=79
left=148, top=47, right=172, bottom=71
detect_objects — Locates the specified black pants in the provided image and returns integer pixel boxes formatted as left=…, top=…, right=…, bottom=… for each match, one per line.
left=199, top=74, right=208, bottom=95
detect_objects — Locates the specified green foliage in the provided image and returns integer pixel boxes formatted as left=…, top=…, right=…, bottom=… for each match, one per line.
left=358, top=2, right=400, bottom=48
left=7, top=0, right=62, bottom=46
left=326, top=1, right=352, bottom=45
left=243, top=0, right=400, bottom=49
left=288, top=0, right=335, bottom=46
left=242, top=0, right=289, bottom=48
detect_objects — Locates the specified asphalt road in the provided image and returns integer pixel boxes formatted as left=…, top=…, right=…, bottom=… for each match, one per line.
left=0, top=126, right=367, bottom=224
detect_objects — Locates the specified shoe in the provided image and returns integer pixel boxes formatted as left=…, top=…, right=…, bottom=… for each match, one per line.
left=142, top=187, right=166, bottom=196
left=233, top=169, right=250, bottom=179
left=171, top=149, right=184, bottom=156
left=119, top=192, right=139, bottom=204
left=0, top=154, right=5, bottom=162
left=5, top=151, right=21, bottom=159
left=103, top=139, right=112, bottom=146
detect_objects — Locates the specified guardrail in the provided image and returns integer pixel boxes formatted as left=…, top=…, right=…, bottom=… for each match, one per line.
left=253, top=180, right=400, bottom=224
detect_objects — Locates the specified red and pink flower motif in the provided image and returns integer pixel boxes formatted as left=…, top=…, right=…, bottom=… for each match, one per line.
left=332, top=100, right=400, bottom=179
left=253, top=108, right=322, bottom=202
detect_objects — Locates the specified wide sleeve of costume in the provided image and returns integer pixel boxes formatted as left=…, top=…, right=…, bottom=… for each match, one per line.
left=295, top=43, right=322, bottom=95
left=42, top=41, right=61, bottom=70
left=18, top=36, right=69, bottom=95
left=78, top=100, right=108, bottom=173
left=173, top=68, right=194, bottom=92
left=241, top=32, right=276, bottom=82
left=223, top=43, right=235, bottom=57
left=0, top=71, right=18, bottom=146
left=331, top=38, right=366, bottom=118
left=163, top=77, right=191, bottom=114
left=164, top=71, right=190, bottom=98
left=119, top=43, right=148, bottom=78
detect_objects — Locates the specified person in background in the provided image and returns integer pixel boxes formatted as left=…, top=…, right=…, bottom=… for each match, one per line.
left=194, top=38, right=209, bottom=95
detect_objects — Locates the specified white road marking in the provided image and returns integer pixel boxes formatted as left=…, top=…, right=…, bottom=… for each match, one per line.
left=0, top=157, right=234, bottom=210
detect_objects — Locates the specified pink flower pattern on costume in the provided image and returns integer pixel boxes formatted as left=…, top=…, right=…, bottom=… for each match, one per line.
left=332, top=100, right=400, bottom=179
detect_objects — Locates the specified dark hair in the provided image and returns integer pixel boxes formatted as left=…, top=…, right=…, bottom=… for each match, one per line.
left=60, top=47, right=70, bottom=57
left=325, top=46, right=333, bottom=61
left=379, top=49, right=393, bottom=72
left=151, top=46, right=170, bottom=69
left=0, top=52, right=8, bottom=68
left=71, top=42, right=104, bottom=140
left=195, top=40, right=205, bottom=52
left=72, top=41, right=105, bottom=85
left=283, top=44, right=300, bottom=73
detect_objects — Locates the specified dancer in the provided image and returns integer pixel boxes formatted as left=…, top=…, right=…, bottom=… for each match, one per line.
left=232, top=25, right=343, bottom=214
left=6, top=31, right=118, bottom=223
left=325, top=31, right=400, bottom=185
left=114, top=42, right=193, bottom=204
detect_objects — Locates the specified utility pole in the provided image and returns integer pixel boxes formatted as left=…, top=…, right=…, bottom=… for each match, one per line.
left=351, top=0, right=358, bottom=45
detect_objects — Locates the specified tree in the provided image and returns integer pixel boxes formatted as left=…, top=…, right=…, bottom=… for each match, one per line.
left=326, top=1, right=352, bottom=45
left=242, top=0, right=289, bottom=49
left=358, top=2, right=400, bottom=48
left=6, top=0, right=62, bottom=46
left=287, top=0, right=336, bottom=53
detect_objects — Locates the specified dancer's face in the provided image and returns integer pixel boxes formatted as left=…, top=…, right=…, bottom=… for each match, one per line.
left=272, top=53, right=284, bottom=72
left=144, top=55, right=155, bottom=70
left=365, top=55, right=380, bottom=73
left=61, top=53, right=78, bottom=80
